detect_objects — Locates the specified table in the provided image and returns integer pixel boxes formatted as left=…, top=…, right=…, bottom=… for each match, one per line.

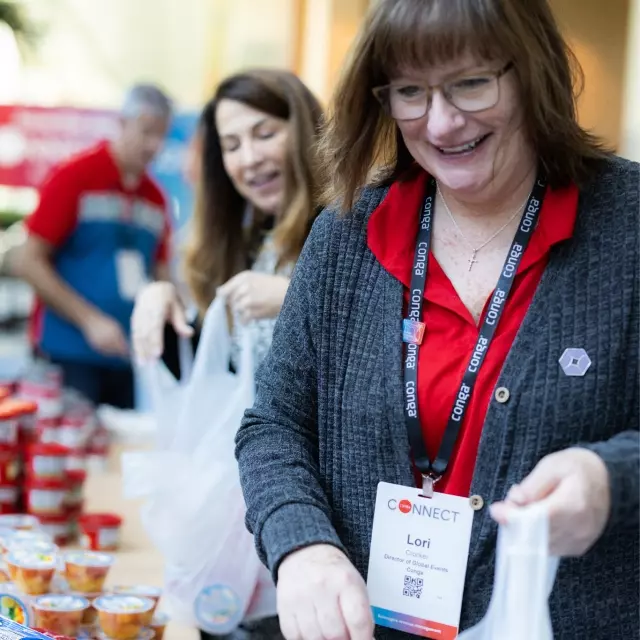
left=83, top=444, right=199, bottom=640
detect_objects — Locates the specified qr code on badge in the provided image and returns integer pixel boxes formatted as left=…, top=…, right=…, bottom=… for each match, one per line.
left=403, top=574, right=423, bottom=599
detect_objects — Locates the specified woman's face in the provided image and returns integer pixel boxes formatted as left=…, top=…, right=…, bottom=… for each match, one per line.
left=393, top=53, right=533, bottom=202
left=216, top=99, right=290, bottom=214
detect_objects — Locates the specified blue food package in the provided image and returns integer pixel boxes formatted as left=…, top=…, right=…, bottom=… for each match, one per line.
left=0, top=616, right=52, bottom=639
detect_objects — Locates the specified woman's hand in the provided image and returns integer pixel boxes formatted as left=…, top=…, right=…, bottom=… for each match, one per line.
left=277, top=544, right=374, bottom=640
left=218, top=272, right=289, bottom=323
left=130, top=281, right=193, bottom=362
left=490, top=448, right=611, bottom=556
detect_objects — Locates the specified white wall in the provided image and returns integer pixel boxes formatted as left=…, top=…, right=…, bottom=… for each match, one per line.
left=621, top=0, right=640, bottom=160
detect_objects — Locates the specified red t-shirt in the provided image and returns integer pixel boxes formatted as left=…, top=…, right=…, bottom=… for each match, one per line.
left=367, top=171, right=579, bottom=497
left=26, top=141, right=171, bottom=348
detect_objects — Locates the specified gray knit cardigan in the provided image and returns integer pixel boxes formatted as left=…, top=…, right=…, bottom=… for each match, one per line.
left=236, top=157, right=639, bottom=638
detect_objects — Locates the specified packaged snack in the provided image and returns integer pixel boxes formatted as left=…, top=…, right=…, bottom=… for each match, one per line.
left=0, top=486, right=18, bottom=515
left=0, top=403, right=20, bottom=447
left=79, top=515, right=122, bottom=552
left=7, top=530, right=53, bottom=549
left=64, top=552, right=114, bottom=593
left=0, top=583, right=33, bottom=626
left=150, top=611, right=169, bottom=640
left=94, top=630, right=154, bottom=640
left=72, top=592, right=101, bottom=626
left=27, top=444, right=68, bottom=481
left=32, top=594, right=89, bottom=638
left=26, top=478, right=69, bottom=517
left=5, top=550, right=57, bottom=595
left=108, top=587, right=160, bottom=625
left=0, top=615, right=53, bottom=638
left=0, top=514, right=40, bottom=531
left=93, top=595, right=154, bottom=640
left=37, top=516, right=71, bottom=547
left=0, top=446, right=20, bottom=485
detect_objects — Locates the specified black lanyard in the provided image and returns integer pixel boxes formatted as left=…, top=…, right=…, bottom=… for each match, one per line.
left=403, top=174, right=547, bottom=496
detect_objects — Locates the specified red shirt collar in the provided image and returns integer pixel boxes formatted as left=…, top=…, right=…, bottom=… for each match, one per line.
left=367, top=170, right=579, bottom=289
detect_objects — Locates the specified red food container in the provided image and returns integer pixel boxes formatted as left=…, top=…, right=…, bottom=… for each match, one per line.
left=79, top=514, right=122, bottom=551
left=0, top=386, right=12, bottom=402
left=26, top=477, right=69, bottom=516
left=37, top=514, right=72, bottom=546
left=0, top=484, right=19, bottom=513
left=27, top=443, right=68, bottom=480
left=0, top=445, right=20, bottom=484
left=1, top=399, right=36, bottom=446
left=18, top=373, right=63, bottom=421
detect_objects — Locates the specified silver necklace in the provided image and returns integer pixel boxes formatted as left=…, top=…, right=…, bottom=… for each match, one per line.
left=437, top=185, right=529, bottom=271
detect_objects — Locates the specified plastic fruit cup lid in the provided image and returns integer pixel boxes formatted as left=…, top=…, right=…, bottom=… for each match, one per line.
left=111, top=585, right=162, bottom=599
left=0, top=514, right=40, bottom=529
left=152, top=611, right=170, bottom=625
left=10, top=530, right=53, bottom=545
left=65, top=551, right=114, bottom=567
left=33, top=594, right=90, bottom=612
left=79, top=513, right=122, bottom=528
left=8, top=539, right=58, bottom=555
left=7, top=549, right=57, bottom=569
left=93, top=594, right=154, bottom=614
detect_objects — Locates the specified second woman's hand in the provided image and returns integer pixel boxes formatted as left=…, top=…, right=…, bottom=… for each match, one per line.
left=277, top=544, right=374, bottom=640
left=131, top=281, right=193, bottom=362
left=218, top=272, right=290, bottom=323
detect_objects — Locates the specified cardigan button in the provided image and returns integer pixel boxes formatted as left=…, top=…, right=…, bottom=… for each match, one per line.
left=469, top=495, right=485, bottom=511
left=495, top=387, right=510, bottom=403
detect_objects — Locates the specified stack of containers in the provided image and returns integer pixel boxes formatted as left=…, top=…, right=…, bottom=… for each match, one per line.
left=0, top=402, right=23, bottom=514
left=14, top=362, right=101, bottom=545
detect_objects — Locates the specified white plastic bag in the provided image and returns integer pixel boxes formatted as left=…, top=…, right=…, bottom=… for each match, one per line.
left=458, top=503, right=559, bottom=640
left=122, top=297, right=276, bottom=633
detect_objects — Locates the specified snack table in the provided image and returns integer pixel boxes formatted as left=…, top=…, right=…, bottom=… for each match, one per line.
left=83, top=443, right=199, bottom=640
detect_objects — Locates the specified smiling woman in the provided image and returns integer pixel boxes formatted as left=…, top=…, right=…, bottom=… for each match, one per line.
left=131, top=69, right=324, bottom=373
left=235, top=1, right=639, bottom=639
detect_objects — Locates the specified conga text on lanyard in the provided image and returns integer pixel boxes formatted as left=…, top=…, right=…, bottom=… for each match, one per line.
left=402, top=173, right=548, bottom=498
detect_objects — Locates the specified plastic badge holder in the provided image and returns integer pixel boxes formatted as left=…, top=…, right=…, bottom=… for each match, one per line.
left=458, top=503, right=559, bottom=640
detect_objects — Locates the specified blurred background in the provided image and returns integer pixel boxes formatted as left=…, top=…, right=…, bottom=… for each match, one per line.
left=0, top=0, right=638, bottom=355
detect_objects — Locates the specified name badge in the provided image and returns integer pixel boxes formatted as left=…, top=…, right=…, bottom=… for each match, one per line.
left=367, top=482, right=474, bottom=639
left=115, top=250, right=148, bottom=301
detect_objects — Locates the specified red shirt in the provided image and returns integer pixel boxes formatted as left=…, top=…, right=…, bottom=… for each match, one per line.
left=367, top=171, right=578, bottom=497
left=26, top=141, right=172, bottom=348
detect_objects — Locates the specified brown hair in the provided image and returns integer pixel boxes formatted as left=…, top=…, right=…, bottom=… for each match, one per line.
left=184, top=69, right=324, bottom=315
left=320, top=0, right=609, bottom=211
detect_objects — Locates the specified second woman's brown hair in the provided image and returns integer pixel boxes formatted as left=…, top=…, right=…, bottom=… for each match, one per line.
left=185, top=69, right=324, bottom=315
left=320, top=0, right=608, bottom=211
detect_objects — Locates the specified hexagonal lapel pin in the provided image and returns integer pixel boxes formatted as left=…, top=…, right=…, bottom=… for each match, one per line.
left=559, top=348, right=592, bottom=377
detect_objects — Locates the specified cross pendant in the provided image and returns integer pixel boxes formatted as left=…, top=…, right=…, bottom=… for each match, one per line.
left=467, top=251, right=478, bottom=271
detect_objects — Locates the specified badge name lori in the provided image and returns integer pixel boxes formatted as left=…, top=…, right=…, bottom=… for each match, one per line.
left=367, top=482, right=474, bottom=639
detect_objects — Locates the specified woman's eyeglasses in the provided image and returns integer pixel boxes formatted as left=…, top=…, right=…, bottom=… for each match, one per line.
left=372, top=62, right=514, bottom=120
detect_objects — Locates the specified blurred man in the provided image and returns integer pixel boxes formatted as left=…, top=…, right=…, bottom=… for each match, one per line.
left=15, top=84, right=174, bottom=408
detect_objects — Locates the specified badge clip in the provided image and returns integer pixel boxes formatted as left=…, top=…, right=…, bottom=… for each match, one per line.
left=402, top=319, right=426, bottom=345
left=421, top=474, right=438, bottom=499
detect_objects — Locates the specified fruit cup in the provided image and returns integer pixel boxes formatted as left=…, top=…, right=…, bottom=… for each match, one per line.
left=6, top=549, right=57, bottom=595
left=151, top=611, right=169, bottom=640
left=65, top=551, right=114, bottom=593
left=32, top=594, right=90, bottom=637
left=38, top=515, right=72, bottom=547
left=0, top=514, right=40, bottom=531
left=27, top=443, right=68, bottom=481
left=109, top=586, right=161, bottom=625
left=26, top=477, right=69, bottom=517
left=94, top=595, right=154, bottom=640
left=74, top=592, right=101, bottom=626
left=80, top=514, right=122, bottom=552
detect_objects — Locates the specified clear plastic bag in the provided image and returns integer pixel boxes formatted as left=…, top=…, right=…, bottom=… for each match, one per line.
left=122, top=297, right=276, bottom=633
left=458, top=503, right=559, bottom=640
